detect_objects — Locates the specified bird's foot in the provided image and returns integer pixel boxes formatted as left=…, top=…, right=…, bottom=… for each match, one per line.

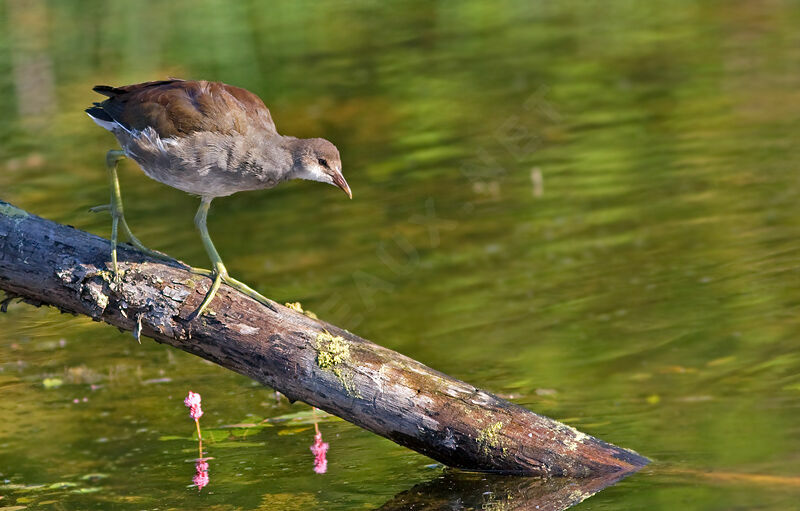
left=189, top=265, right=225, bottom=320
left=189, top=266, right=276, bottom=319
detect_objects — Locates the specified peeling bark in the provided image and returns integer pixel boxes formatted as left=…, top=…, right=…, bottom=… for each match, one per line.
left=0, top=200, right=649, bottom=477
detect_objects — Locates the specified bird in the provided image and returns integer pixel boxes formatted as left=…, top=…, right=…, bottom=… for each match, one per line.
left=86, top=79, right=351, bottom=318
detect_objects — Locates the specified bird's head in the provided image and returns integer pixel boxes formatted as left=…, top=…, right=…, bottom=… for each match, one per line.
left=291, top=138, right=351, bottom=198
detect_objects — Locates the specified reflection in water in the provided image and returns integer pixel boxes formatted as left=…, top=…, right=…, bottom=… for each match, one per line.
left=193, top=459, right=209, bottom=492
left=310, top=407, right=329, bottom=474
left=375, top=469, right=638, bottom=511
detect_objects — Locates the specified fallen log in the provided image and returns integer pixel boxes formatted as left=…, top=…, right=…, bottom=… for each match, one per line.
left=0, top=200, right=649, bottom=477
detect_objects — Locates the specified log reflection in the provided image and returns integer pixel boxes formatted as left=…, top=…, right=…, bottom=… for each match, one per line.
left=375, top=469, right=639, bottom=511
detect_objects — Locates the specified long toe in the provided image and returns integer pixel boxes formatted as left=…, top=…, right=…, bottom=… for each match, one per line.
left=190, top=271, right=224, bottom=320
left=190, top=267, right=214, bottom=277
left=221, top=274, right=277, bottom=312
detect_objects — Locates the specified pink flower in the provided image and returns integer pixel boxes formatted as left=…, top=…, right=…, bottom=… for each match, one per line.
left=310, top=431, right=329, bottom=474
left=193, top=459, right=209, bottom=491
left=184, top=391, right=203, bottom=420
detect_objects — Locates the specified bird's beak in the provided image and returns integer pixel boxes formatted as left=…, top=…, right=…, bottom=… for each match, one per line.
left=332, top=171, right=352, bottom=199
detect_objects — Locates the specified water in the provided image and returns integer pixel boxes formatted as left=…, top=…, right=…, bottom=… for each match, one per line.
left=1, top=1, right=800, bottom=509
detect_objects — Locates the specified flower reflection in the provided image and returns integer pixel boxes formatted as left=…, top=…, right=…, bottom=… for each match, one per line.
left=193, top=459, right=209, bottom=491
left=310, top=408, right=329, bottom=474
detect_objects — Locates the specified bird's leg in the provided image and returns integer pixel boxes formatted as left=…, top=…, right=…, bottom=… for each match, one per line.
left=191, top=197, right=227, bottom=318
left=105, top=150, right=126, bottom=279
left=190, top=198, right=275, bottom=318
left=100, top=150, right=175, bottom=279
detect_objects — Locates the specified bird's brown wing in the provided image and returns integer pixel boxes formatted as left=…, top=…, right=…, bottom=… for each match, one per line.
left=91, top=79, right=278, bottom=138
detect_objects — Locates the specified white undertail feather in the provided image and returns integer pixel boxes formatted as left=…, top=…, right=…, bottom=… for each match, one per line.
left=86, top=112, right=124, bottom=133
left=86, top=112, right=177, bottom=159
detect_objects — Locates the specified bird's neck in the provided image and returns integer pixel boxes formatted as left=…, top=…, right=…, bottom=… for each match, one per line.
left=281, top=136, right=304, bottom=170
left=250, top=136, right=322, bottom=185
left=244, top=135, right=299, bottom=181
left=281, top=136, right=316, bottom=180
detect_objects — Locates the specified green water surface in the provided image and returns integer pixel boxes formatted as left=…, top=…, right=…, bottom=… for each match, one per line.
left=1, top=1, right=799, bottom=509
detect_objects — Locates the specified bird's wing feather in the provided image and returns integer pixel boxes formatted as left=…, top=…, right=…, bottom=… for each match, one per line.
left=89, top=80, right=278, bottom=139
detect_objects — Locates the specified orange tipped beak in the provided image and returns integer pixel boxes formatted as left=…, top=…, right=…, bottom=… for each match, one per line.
left=333, top=172, right=352, bottom=199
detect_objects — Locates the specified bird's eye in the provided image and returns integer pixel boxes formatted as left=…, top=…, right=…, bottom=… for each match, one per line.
left=318, top=158, right=329, bottom=168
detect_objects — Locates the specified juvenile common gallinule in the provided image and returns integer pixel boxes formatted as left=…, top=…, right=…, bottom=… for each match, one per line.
left=86, top=79, right=351, bottom=317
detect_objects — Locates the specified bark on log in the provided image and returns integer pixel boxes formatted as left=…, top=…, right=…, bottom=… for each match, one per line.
left=0, top=200, right=649, bottom=477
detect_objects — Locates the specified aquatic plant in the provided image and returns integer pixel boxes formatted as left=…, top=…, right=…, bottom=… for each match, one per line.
left=184, top=391, right=203, bottom=420
left=184, top=390, right=203, bottom=440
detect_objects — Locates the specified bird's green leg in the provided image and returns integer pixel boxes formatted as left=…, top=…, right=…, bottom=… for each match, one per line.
left=98, top=150, right=175, bottom=279
left=105, top=150, right=126, bottom=279
left=190, top=198, right=275, bottom=318
left=192, top=197, right=226, bottom=317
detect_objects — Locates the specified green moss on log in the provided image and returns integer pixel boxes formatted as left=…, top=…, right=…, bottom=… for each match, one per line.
left=315, top=330, right=358, bottom=396
left=477, top=421, right=504, bottom=454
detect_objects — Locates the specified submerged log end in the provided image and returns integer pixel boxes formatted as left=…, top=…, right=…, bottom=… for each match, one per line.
left=381, top=389, right=649, bottom=477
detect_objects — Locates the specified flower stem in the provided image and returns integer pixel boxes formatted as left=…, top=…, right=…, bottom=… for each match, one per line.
left=195, top=418, right=203, bottom=459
